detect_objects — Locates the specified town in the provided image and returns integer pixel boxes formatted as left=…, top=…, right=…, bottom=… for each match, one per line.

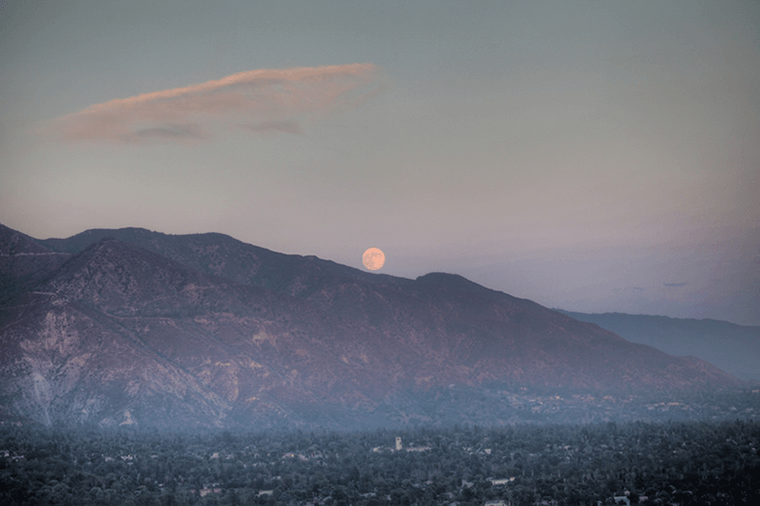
left=1, top=420, right=757, bottom=505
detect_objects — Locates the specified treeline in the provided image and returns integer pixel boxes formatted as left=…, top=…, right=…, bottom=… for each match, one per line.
left=1, top=420, right=758, bottom=505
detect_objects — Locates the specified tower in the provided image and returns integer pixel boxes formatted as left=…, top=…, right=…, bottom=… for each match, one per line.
left=395, top=436, right=402, bottom=451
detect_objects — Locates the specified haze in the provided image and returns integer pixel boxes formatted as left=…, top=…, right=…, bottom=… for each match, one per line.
left=1, top=1, right=758, bottom=325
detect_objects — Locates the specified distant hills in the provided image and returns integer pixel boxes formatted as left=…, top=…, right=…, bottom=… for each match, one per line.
left=556, top=310, right=760, bottom=382
left=0, top=223, right=749, bottom=429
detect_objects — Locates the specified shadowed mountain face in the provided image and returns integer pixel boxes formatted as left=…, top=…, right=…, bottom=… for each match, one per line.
left=0, top=225, right=742, bottom=429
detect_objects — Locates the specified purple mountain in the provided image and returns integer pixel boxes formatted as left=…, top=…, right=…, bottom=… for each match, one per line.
left=0, top=224, right=740, bottom=428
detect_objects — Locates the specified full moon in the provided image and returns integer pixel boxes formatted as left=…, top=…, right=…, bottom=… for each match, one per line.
left=362, top=247, right=385, bottom=271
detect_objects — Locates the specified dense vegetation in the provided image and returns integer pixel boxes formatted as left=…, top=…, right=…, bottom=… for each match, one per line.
left=1, top=421, right=758, bottom=505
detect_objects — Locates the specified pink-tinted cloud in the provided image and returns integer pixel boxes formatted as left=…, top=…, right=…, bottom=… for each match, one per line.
left=46, top=64, right=384, bottom=145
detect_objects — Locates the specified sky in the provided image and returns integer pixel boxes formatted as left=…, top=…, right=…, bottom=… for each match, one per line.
left=1, top=1, right=758, bottom=325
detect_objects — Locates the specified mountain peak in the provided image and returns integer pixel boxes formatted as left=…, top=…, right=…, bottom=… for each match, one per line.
left=45, top=237, right=217, bottom=313
left=0, top=223, right=52, bottom=255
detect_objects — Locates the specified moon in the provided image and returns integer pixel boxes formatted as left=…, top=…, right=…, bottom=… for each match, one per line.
left=362, top=247, right=385, bottom=271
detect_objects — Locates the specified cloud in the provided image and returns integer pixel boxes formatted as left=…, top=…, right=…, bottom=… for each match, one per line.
left=664, top=282, right=688, bottom=287
left=45, top=64, right=385, bottom=145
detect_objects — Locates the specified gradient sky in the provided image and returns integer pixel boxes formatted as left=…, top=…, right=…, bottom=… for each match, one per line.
left=1, top=1, right=758, bottom=325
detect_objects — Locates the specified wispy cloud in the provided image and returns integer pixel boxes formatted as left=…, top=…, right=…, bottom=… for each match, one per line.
left=45, top=64, right=385, bottom=145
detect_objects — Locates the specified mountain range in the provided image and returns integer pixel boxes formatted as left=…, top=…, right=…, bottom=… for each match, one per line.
left=0, top=224, right=746, bottom=429
left=556, top=310, right=760, bottom=382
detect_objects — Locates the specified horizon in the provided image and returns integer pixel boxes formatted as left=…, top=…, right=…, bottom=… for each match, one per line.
left=1, top=1, right=758, bottom=325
